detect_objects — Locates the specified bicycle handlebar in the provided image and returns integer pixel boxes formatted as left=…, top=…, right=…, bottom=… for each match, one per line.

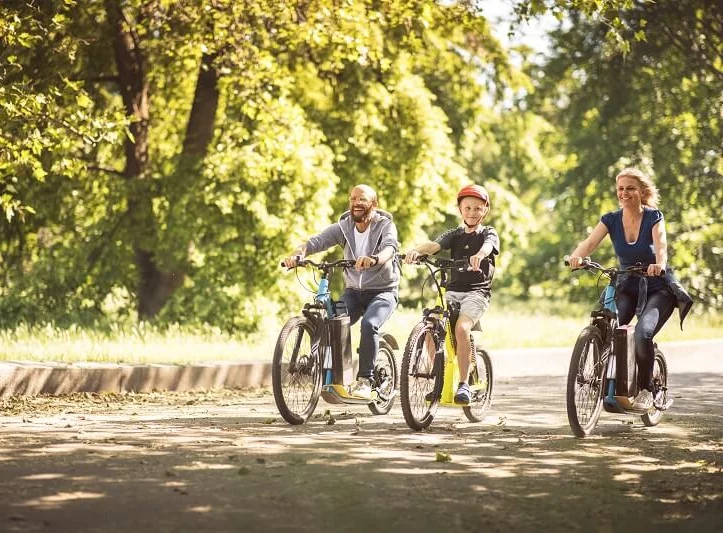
left=398, top=253, right=476, bottom=271
left=563, top=255, right=658, bottom=277
left=280, top=257, right=357, bottom=270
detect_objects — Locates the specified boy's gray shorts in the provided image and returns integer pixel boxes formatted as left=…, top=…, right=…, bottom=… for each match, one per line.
left=445, top=290, right=490, bottom=324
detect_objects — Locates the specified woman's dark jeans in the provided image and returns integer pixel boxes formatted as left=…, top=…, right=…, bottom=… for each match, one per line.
left=617, top=288, right=676, bottom=392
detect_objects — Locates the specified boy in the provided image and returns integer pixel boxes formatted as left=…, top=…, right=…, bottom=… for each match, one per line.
left=404, top=184, right=499, bottom=404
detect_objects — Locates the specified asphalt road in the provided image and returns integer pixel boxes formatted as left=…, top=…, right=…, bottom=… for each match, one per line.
left=0, top=341, right=721, bottom=533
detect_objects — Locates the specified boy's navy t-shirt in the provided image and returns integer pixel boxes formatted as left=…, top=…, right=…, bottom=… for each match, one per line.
left=434, top=225, right=500, bottom=295
left=601, top=207, right=665, bottom=292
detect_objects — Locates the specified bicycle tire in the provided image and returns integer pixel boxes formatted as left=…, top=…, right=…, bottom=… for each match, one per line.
left=463, top=346, right=493, bottom=422
left=368, top=340, right=398, bottom=415
left=566, top=326, right=606, bottom=437
left=272, top=316, right=322, bottom=425
left=641, top=347, right=668, bottom=427
left=400, top=321, right=443, bottom=431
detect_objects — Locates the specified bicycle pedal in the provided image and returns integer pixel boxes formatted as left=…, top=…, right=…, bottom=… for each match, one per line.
left=655, top=398, right=674, bottom=411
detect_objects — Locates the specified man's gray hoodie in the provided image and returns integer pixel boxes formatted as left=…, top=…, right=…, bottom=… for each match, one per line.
left=304, top=209, right=400, bottom=291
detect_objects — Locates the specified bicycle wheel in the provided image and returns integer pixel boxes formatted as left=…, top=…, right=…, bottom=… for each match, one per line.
left=272, top=316, right=322, bottom=425
left=400, top=322, right=443, bottom=431
left=641, top=347, right=668, bottom=427
left=368, top=339, right=398, bottom=415
left=566, top=326, right=607, bottom=437
left=463, top=346, right=493, bottom=422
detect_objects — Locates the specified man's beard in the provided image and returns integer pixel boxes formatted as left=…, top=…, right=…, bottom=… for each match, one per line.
left=351, top=206, right=372, bottom=222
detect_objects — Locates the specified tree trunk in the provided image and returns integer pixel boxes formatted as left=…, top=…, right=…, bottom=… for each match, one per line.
left=106, top=2, right=180, bottom=320
left=108, top=4, right=221, bottom=320
left=182, top=52, right=220, bottom=158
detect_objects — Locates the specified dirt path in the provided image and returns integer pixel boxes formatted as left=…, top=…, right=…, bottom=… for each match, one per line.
left=1, top=372, right=720, bottom=533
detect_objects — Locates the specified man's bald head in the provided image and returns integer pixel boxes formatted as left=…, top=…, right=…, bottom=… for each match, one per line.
left=348, top=184, right=378, bottom=224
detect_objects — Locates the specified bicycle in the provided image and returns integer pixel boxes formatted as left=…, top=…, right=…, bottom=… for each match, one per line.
left=272, top=258, right=400, bottom=425
left=564, top=256, right=673, bottom=438
left=398, top=254, right=493, bottom=431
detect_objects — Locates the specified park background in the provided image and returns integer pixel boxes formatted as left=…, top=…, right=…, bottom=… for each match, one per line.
left=1, top=0, right=721, bottom=364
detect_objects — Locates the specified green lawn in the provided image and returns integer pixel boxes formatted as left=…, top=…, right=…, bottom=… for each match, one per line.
left=1, top=301, right=720, bottom=365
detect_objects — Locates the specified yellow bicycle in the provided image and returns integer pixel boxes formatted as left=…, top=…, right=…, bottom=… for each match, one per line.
left=399, top=255, right=493, bottom=431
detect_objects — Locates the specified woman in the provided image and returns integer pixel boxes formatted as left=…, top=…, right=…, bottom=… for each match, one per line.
left=568, top=168, right=691, bottom=410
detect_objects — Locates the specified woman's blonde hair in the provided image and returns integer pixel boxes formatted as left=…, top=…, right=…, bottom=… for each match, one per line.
left=615, top=167, right=659, bottom=208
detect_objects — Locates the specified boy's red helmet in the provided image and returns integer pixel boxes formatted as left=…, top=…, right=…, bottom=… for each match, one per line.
left=457, top=184, right=490, bottom=205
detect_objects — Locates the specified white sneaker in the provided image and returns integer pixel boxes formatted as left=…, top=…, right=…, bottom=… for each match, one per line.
left=632, top=389, right=654, bottom=410
left=349, top=378, right=373, bottom=400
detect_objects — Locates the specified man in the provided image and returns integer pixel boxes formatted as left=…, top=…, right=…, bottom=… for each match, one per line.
left=283, top=184, right=400, bottom=400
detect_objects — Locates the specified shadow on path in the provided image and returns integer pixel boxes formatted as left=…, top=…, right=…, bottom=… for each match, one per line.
left=0, top=373, right=720, bottom=533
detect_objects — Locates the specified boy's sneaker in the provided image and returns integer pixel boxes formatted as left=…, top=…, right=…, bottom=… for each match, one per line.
left=454, top=383, right=471, bottom=405
left=349, top=378, right=373, bottom=400
left=425, top=390, right=437, bottom=402
left=632, top=389, right=653, bottom=411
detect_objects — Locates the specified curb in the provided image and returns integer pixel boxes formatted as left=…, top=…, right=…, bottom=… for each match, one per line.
left=1, top=339, right=720, bottom=398
left=0, top=361, right=272, bottom=398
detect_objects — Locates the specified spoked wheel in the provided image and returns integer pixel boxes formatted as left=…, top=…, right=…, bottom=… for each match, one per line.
left=463, top=345, right=493, bottom=422
left=272, top=316, right=322, bottom=425
left=566, top=326, right=607, bottom=437
left=641, top=347, right=668, bottom=427
left=368, top=340, right=398, bottom=415
left=400, top=322, right=443, bottom=431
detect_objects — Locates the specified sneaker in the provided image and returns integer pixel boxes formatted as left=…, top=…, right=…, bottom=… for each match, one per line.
left=349, top=378, right=373, bottom=400
left=632, top=389, right=654, bottom=411
left=454, top=383, right=471, bottom=405
left=424, top=390, right=437, bottom=402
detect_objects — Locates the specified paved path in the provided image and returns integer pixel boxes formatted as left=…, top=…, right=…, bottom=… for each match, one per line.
left=2, top=339, right=721, bottom=397
left=0, top=340, right=721, bottom=533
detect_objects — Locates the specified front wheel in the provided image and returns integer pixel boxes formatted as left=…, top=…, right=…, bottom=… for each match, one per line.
left=566, top=326, right=607, bottom=438
left=400, top=322, right=443, bottom=431
left=641, top=347, right=668, bottom=427
left=463, top=346, right=493, bottom=422
left=368, top=339, right=399, bottom=415
left=272, top=316, right=322, bottom=425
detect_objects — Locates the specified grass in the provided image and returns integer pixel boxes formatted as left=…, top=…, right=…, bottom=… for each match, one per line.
left=1, top=298, right=720, bottom=365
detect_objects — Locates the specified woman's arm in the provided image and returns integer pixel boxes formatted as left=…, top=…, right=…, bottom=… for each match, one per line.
left=568, top=222, right=609, bottom=268
left=650, top=219, right=667, bottom=276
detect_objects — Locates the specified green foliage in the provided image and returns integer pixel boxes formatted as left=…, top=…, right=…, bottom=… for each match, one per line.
left=0, top=0, right=526, bottom=331
left=2, top=0, right=719, bottom=339
left=526, top=0, right=723, bottom=308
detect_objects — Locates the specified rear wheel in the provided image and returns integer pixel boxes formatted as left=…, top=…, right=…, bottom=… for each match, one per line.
left=641, top=347, right=668, bottom=427
left=368, top=340, right=398, bottom=415
left=566, top=326, right=607, bottom=437
left=272, top=316, right=322, bottom=425
left=400, top=322, right=443, bottom=431
left=463, top=345, right=493, bottom=422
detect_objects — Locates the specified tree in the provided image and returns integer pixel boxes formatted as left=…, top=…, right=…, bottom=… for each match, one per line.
left=528, top=0, right=723, bottom=307
left=1, top=0, right=525, bottom=330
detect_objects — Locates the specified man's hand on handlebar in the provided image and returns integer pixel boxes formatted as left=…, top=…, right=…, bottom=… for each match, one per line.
left=282, top=255, right=303, bottom=269
left=354, top=255, right=377, bottom=271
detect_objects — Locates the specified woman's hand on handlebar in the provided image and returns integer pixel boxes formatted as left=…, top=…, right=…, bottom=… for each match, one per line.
left=646, top=263, right=666, bottom=277
left=565, top=255, right=585, bottom=270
